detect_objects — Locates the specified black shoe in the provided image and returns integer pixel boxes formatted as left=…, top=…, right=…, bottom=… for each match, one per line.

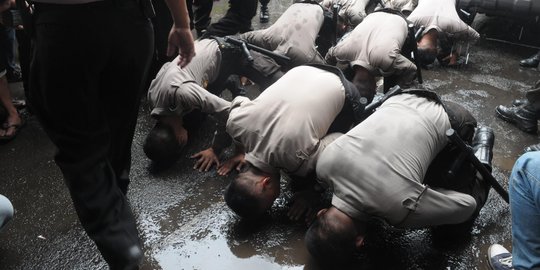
left=519, top=52, right=540, bottom=68
left=260, top=6, right=269, bottom=23
left=525, top=142, right=540, bottom=152
left=224, top=75, right=246, bottom=97
left=495, top=105, right=538, bottom=134
left=473, top=126, right=495, bottom=172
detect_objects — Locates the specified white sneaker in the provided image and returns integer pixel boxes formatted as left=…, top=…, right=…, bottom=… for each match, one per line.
left=488, top=244, right=514, bottom=270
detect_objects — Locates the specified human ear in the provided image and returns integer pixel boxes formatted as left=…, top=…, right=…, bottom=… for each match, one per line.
left=316, top=208, right=328, bottom=218
left=355, top=235, right=365, bottom=249
left=261, top=176, right=271, bottom=187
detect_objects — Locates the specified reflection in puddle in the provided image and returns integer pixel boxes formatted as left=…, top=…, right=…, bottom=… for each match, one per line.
left=147, top=203, right=305, bottom=270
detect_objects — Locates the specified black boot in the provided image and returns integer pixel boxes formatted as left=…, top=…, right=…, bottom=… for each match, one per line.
left=472, top=126, right=495, bottom=172
left=224, top=75, right=246, bottom=97
left=519, top=51, right=540, bottom=68
left=260, top=5, right=269, bottom=23
left=525, top=143, right=540, bottom=152
left=495, top=104, right=538, bottom=134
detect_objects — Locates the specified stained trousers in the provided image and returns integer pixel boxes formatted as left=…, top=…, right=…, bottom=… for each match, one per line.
left=28, top=1, right=153, bottom=268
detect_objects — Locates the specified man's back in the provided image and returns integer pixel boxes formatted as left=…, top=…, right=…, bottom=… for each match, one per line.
left=315, top=93, right=478, bottom=227
left=326, top=11, right=411, bottom=76
left=408, top=0, right=479, bottom=42
left=226, top=65, right=346, bottom=176
left=239, top=3, right=326, bottom=66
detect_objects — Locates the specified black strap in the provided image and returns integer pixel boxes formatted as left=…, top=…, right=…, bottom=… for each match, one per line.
left=400, top=89, right=477, bottom=140
left=372, top=7, right=412, bottom=25
left=306, top=64, right=368, bottom=122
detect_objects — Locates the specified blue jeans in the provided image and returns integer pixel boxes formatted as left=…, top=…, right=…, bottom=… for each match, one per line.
left=510, top=151, right=540, bottom=270
left=0, top=194, right=13, bottom=232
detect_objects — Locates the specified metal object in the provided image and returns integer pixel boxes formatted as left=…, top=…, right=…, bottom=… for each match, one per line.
left=240, top=42, right=254, bottom=62
left=224, top=36, right=291, bottom=64
left=361, top=85, right=402, bottom=119
left=410, top=24, right=425, bottom=84
left=446, top=129, right=510, bottom=203
left=332, top=4, right=339, bottom=46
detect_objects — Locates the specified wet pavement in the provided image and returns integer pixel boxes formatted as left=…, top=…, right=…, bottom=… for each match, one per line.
left=1, top=1, right=540, bottom=269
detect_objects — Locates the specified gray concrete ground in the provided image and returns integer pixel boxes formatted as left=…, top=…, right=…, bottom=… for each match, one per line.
left=1, top=1, right=540, bottom=269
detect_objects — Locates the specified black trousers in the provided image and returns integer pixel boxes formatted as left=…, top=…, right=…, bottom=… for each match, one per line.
left=192, top=0, right=213, bottom=32
left=202, top=0, right=258, bottom=37
left=28, top=1, right=153, bottom=268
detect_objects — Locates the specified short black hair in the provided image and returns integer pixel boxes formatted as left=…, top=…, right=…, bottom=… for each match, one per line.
left=416, top=47, right=438, bottom=67
left=225, top=165, right=267, bottom=219
left=224, top=181, right=263, bottom=219
left=143, top=122, right=184, bottom=164
left=305, top=213, right=357, bottom=266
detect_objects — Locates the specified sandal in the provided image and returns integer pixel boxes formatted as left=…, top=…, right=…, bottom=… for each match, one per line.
left=0, top=118, right=26, bottom=142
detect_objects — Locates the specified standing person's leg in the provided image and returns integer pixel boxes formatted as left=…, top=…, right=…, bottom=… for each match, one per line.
left=193, top=0, right=213, bottom=36
left=147, top=0, right=174, bottom=92
left=496, top=81, right=540, bottom=134
left=0, top=26, right=22, bottom=141
left=509, top=152, right=540, bottom=270
left=28, top=2, right=152, bottom=268
left=15, top=28, right=31, bottom=98
left=104, top=5, right=154, bottom=195
left=4, top=26, right=20, bottom=82
left=0, top=74, right=22, bottom=140
left=202, top=0, right=257, bottom=38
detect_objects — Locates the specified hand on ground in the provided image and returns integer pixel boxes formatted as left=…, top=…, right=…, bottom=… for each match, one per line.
left=217, top=153, right=246, bottom=176
left=191, top=148, right=219, bottom=172
left=287, top=190, right=322, bottom=224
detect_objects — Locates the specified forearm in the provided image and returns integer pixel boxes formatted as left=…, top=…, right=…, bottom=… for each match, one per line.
left=164, top=0, right=190, bottom=29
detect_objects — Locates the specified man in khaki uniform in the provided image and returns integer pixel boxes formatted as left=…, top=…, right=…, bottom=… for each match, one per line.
left=408, top=0, right=479, bottom=66
left=144, top=38, right=282, bottom=166
left=319, top=0, right=370, bottom=29
left=325, top=11, right=416, bottom=91
left=238, top=2, right=329, bottom=68
left=305, top=92, right=492, bottom=265
left=220, top=65, right=375, bottom=219
left=379, top=0, right=418, bottom=15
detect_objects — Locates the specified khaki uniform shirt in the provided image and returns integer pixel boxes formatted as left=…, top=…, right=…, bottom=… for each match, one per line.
left=147, top=39, right=230, bottom=122
left=326, top=12, right=416, bottom=81
left=238, top=3, right=326, bottom=67
left=407, top=0, right=479, bottom=43
left=226, top=66, right=345, bottom=177
left=317, top=94, right=477, bottom=228
left=379, top=0, right=418, bottom=13
left=319, top=0, right=370, bottom=27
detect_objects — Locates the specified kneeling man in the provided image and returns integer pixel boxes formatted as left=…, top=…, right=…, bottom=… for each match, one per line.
left=305, top=91, right=493, bottom=264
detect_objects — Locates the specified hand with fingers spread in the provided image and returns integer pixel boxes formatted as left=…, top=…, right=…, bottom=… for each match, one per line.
left=217, top=152, right=246, bottom=176
left=191, top=148, right=220, bottom=172
left=287, top=190, right=323, bottom=224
